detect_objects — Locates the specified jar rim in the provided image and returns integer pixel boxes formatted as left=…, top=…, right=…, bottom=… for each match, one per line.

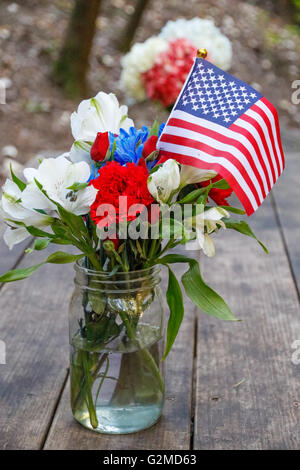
left=74, top=259, right=160, bottom=278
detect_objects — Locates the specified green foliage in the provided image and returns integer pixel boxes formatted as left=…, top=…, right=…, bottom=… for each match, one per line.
left=157, top=253, right=237, bottom=354
left=0, top=252, right=83, bottom=283
left=66, top=182, right=89, bottom=191
left=224, top=218, right=268, bottom=253
left=148, top=120, right=159, bottom=137
left=177, top=187, right=207, bottom=204
left=211, top=178, right=230, bottom=189
left=163, top=267, right=184, bottom=359
left=33, top=238, right=51, bottom=251
left=10, top=164, right=26, bottom=191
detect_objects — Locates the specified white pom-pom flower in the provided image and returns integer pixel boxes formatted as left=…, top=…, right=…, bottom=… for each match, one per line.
left=120, top=37, right=168, bottom=102
left=159, top=17, right=232, bottom=70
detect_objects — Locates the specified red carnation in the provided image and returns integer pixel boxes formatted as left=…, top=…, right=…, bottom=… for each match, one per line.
left=91, top=132, right=110, bottom=162
left=89, top=160, right=154, bottom=228
left=141, top=38, right=196, bottom=107
left=142, top=135, right=158, bottom=158
left=201, top=174, right=233, bottom=206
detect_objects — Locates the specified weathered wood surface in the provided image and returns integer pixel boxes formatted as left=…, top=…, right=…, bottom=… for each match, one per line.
left=1, top=148, right=300, bottom=450
left=272, top=152, right=300, bottom=295
left=0, top=246, right=74, bottom=449
left=44, top=259, right=197, bottom=450
left=194, top=196, right=300, bottom=449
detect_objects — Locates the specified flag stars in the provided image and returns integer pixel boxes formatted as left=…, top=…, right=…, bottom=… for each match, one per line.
left=178, top=65, right=261, bottom=126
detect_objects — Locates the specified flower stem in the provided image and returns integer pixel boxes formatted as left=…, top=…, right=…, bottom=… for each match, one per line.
left=118, top=310, right=165, bottom=394
left=82, top=351, right=98, bottom=429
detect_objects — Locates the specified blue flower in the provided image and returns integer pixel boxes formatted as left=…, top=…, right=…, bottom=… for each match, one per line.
left=158, top=122, right=165, bottom=138
left=145, top=122, right=166, bottom=171
left=113, top=126, right=149, bottom=165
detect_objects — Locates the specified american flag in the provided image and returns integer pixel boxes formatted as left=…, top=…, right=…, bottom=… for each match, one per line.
left=157, top=57, right=285, bottom=215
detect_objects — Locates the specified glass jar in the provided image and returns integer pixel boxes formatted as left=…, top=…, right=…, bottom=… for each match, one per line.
left=69, top=261, right=165, bottom=434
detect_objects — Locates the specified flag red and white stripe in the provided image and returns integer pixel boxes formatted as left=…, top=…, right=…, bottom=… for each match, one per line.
left=157, top=58, right=285, bottom=215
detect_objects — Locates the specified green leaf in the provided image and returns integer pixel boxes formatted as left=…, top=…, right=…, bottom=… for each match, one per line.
left=0, top=263, right=44, bottom=282
left=182, top=261, right=237, bottom=321
left=196, top=185, right=211, bottom=205
left=0, top=251, right=83, bottom=283
left=66, top=182, right=88, bottom=191
left=33, top=238, right=51, bottom=251
left=211, top=178, right=230, bottom=189
left=149, top=163, right=162, bottom=175
left=10, top=163, right=26, bottom=191
left=26, top=225, right=56, bottom=238
left=163, top=267, right=184, bottom=360
left=177, top=187, right=207, bottom=204
left=45, top=251, right=84, bottom=264
left=57, top=204, right=87, bottom=237
left=148, top=120, right=159, bottom=137
left=224, top=218, right=268, bottom=253
left=158, top=254, right=237, bottom=321
left=220, top=205, right=246, bottom=215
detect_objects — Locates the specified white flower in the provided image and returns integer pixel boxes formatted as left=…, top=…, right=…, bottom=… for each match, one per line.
left=180, top=164, right=217, bottom=186
left=3, top=225, right=29, bottom=249
left=194, top=206, right=229, bottom=257
left=22, top=155, right=98, bottom=216
left=120, top=37, right=168, bottom=102
left=159, top=18, right=232, bottom=70
left=147, top=159, right=180, bottom=204
left=70, top=91, right=134, bottom=165
left=71, top=91, right=134, bottom=141
left=0, top=179, right=53, bottom=249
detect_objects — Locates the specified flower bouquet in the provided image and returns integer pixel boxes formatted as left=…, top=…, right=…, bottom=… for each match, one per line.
left=0, top=91, right=267, bottom=434
left=120, top=18, right=232, bottom=108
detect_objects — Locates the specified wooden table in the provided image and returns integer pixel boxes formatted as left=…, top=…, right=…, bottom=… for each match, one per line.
left=0, top=144, right=299, bottom=450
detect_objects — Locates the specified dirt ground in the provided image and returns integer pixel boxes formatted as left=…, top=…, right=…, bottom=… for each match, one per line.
left=0, top=0, right=299, bottom=172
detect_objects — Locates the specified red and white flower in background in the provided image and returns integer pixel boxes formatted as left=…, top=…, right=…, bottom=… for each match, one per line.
left=141, top=39, right=196, bottom=108
left=120, top=17, right=232, bottom=108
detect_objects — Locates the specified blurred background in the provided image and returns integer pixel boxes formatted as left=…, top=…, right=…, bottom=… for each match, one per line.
left=0, top=0, right=299, bottom=179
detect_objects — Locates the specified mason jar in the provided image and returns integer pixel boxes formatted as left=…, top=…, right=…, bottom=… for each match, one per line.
left=69, top=261, right=165, bottom=434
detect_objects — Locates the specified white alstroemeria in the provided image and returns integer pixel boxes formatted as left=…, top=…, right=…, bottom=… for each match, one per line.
left=71, top=91, right=134, bottom=141
left=70, top=91, right=134, bottom=165
left=180, top=164, right=217, bottom=186
left=22, top=155, right=98, bottom=216
left=0, top=179, right=53, bottom=249
left=3, top=225, right=29, bottom=250
left=147, top=159, right=180, bottom=204
left=194, top=206, right=229, bottom=257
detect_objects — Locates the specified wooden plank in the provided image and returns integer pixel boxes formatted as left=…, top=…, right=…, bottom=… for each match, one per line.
left=194, top=197, right=300, bottom=449
left=272, top=151, right=300, bottom=294
left=0, top=246, right=74, bottom=449
left=44, top=258, right=197, bottom=450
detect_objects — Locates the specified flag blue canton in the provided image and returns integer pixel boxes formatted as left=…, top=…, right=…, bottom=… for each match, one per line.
left=175, top=58, right=263, bottom=128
